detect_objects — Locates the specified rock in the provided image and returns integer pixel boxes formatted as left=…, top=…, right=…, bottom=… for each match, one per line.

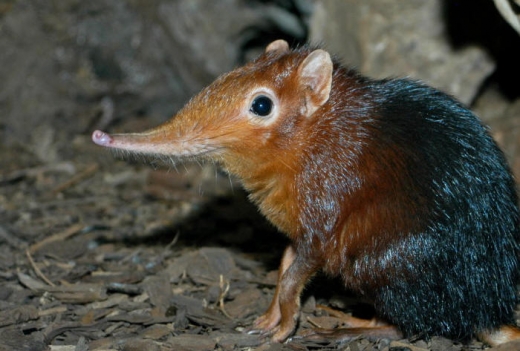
left=309, top=0, right=495, bottom=104
left=0, top=0, right=308, bottom=152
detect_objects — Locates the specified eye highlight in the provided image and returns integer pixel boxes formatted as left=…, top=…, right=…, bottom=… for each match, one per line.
left=250, top=95, right=273, bottom=117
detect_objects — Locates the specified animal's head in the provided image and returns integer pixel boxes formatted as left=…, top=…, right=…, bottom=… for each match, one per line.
left=92, top=40, right=333, bottom=176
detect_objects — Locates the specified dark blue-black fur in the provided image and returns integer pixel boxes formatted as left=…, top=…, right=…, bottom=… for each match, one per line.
left=368, top=79, right=520, bottom=339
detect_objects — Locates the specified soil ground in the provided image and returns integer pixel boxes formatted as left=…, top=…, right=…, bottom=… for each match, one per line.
left=1, top=123, right=520, bottom=351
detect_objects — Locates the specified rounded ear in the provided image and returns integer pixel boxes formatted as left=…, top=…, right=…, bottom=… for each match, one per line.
left=265, top=40, right=290, bottom=54
left=297, top=49, right=333, bottom=118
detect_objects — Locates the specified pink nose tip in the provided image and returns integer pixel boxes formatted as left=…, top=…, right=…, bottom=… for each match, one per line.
left=92, top=130, right=113, bottom=146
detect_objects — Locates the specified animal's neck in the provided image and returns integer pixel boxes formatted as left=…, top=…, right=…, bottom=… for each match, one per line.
left=227, top=155, right=302, bottom=239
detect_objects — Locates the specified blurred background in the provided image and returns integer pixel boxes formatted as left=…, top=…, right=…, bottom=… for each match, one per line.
left=1, top=0, right=519, bottom=178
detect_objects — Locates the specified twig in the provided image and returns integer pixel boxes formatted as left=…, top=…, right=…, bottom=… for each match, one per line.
left=38, top=306, right=68, bottom=317
left=26, top=249, right=55, bottom=287
left=0, top=162, right=74, bottom=185
left=120, top=248, right=143, bottom=264
left=306, top=316, right=323, bottom=328
left=51, top=163, right=99, bottom=194
left=148, top=231, right=181, bottom=269
left=218, top=274, right=231, bottom=318
left=28, top=223, right=84, bottom=254
left=165, top=231, right=180, bottom=251
left=159, top=231, right=180, bottom=260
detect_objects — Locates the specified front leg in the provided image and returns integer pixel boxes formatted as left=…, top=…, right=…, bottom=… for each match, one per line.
left=252, top=244, right=320, bottom=342
left=252, top=245, right=297, bottom=333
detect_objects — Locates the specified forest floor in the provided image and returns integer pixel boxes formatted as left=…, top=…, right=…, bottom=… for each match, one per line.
left=1, top=129, right=519, bottom=351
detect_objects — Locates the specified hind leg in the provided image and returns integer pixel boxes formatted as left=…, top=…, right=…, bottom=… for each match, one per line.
left=478, top=325, right=520, bottom=346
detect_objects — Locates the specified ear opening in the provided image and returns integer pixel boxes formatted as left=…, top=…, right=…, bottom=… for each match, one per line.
left=297, top=49, right=333, bottom=117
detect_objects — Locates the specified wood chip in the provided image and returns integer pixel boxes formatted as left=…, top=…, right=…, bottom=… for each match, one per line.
left=390, top=340, right=430, bottom=351
left=122, top=339, right=161, bottom=351
left=0, top=305, right=39, bottom=327
left=144, top=275, right=174, bottom=316
left=168, top=334, right=216, bottom=351
left=170, top=294, right=229, bottom=327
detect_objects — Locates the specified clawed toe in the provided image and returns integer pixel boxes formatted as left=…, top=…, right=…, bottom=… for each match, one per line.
left=244, top=319, right=296, bottom=343
left=244, top=316, right=281, bottom=341
left=246, top=325, right=277, bottom=338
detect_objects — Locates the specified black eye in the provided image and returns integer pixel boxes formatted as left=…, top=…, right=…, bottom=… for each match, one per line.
left=250, top=95, right=273, bottom=117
